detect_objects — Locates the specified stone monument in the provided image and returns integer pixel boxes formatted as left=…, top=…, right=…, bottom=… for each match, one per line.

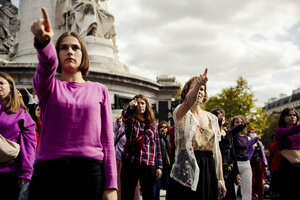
left=0, top=0, right=179, bottom=122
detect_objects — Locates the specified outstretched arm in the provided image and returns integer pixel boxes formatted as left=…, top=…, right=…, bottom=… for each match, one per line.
left=176, top=68, right=208, bottom=121
left=31, top=8, right=54, bottom=46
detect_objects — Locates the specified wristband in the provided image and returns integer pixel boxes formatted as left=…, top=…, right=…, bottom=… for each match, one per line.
left=219, top=180, right=225, bottom=185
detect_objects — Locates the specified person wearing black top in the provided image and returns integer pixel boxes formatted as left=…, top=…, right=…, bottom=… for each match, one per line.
left=155, top=121, right=171, bottom=200
left=211, top=108, right=241, bottom=200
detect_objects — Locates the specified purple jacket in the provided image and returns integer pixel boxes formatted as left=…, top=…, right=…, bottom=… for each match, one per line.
left=248, top=140, right=268, bottom=167
left=0, top=105, right=36, bottom=180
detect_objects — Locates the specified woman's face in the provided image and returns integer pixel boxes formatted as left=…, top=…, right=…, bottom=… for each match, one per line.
left=190, top=81, right=206, bottom=104
left=137, top=98, right=146, bottom=114
left=35, top=105, right=41, bottom=121
left=217, top=111, right=226, bottom=126
left=159, top=123, right=168, bottom=135
left=233, top=117, right=243, bottom=128
left=284, top=110, right=297, bottom=128
left=58, top=36, right=82, bottom=74
left=0, top=77, right=11, bottom=101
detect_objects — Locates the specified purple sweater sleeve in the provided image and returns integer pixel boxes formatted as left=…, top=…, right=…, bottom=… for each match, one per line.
left=17, top=111, right=37, bottom=180
left=33, top=39, right=58, bottom=103
left=229, top=124, right=246, bottom=135
left=275, top=125, right=300, bottom=139
left=248, top=137, right=259, bottom=147
left=100, top=88, right=118, bottom=189
left=258, top=141, right=268, bottom=167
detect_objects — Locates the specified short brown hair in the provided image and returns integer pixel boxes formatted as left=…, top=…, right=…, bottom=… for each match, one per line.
left=55, top=32, right=89, bottom=76
left=181, top=76, right=208, bottom=103
left=0, top=72, right=22, bottom=114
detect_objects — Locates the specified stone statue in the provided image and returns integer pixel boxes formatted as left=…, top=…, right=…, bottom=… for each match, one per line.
left=0, top=0, right=20, bottom=57
left=56, top=0, right=116, bottom=39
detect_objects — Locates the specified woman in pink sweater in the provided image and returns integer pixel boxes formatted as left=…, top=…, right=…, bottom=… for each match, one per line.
left=29, top=8, right=117, bottom=200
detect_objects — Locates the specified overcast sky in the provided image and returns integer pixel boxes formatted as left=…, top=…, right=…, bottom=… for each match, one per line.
left=11, top=0, right=300, bottom=106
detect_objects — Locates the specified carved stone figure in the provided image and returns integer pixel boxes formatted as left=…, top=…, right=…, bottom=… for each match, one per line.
left=0, top=0, right=20, bottom=57
left=56, top=0, right=116, bottom=39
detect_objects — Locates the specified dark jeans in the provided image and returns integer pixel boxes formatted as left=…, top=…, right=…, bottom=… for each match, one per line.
left=0, top=171, right=20, bottom=200
left=28, top=157, right=104, bottom=200
left=121, top=160, right=156, bottom=200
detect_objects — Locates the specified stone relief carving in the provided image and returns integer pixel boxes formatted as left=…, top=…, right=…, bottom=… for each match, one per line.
left=56, top=0, right=116, bottom=40
left=0, top=0, right=19, bottom=57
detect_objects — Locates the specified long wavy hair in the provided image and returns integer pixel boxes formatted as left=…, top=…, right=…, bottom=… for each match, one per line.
left=279, top=107, right=299, bottom=128
left=0, top=72, right=22, bottom=114
left=134, top=94, right=156, bottom=128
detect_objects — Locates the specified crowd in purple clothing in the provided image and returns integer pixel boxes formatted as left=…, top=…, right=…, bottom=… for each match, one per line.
left=1, top=7, right=300, bottom=200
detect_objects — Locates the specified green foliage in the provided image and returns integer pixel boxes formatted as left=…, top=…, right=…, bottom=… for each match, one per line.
left=173, top=81, right=182, bottom=99
left=204, top=77, right=268, bottom=134
left=261, top=113, right=280, bottom=149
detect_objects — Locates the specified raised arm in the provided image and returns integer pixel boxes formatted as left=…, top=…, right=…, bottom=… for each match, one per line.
left=176, top=68, right=208, bottom=121
left=31, top=8, right=58, bottom=102
left=31, top=8, right=54, bottom=46
left=122, top=98, right=137, bottom=124
left=275, top=124, right=300, bottom=139
left=24, top=88, right=30, bottom=95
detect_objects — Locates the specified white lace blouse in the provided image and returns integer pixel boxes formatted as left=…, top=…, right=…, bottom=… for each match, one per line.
left=170, top=105, right=221, bottom=191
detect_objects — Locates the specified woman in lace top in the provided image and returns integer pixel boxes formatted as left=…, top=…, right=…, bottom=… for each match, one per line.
left=168, top=69, right=226, bottom=200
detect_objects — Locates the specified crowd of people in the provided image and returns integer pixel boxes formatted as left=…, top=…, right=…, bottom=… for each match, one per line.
left=0, top=7, right=299, bottom=200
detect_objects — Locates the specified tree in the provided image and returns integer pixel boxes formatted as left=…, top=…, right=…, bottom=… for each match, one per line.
left=261, top=113, right=280, bottom=149
left=173, top=81, right=182, bottom=99
left=204, top=77, right=268, bottom=134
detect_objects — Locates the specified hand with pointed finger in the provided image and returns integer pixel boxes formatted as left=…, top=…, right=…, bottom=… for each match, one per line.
left=197, top=68, right=208, bottom=86
left=129, top=98, right=137, bottom=110
left=31, top=8, right=54, bottom=46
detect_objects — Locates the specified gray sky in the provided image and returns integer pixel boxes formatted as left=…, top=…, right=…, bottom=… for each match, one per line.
left=12, top=0, right=300, bottom=106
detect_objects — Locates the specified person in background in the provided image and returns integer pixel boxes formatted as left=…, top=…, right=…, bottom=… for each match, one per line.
left=231, top=116, right=259, bottom=200
left=168, top=69, right=226, bottom=200
left=30, top=104, right=41, bottom=150
left=275, top=107, right=300, bottom=200
left=247, top=128, right=268, bottom=200
left=155, top=121, right=171, bottom=200
left=268, top=134, right=281, bottom=200
left=24, top=88, right=38, bottom=114
left=114, top=110, right=140, bottom=200
left=121, top=94, right=163, bottom=200
left=29, top=8, right=117, bottom=200
left=0, top=72, right=36, bottom=200
left=211, top=108, right=241, bottom=200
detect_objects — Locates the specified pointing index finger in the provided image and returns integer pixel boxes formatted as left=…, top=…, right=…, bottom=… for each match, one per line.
left=203, top=68, right=208, bottom=77
left=41, top=7, right=51, bottom=31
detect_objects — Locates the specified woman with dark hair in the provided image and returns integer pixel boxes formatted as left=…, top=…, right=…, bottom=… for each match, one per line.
left=121, top=94, right=163, bottom=200
left=275, top=107, right=300, bottom=200
left=155, top=120, right=171, bottom=200
left=168, top=69, right=226, bottom=200
left=230, top=116, right=260, bottom=200
left=210, top=108, right=240, bottom=200
left=0, top=72, right=36, bottom=200
left=29, top=8, right=117, bottom=200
